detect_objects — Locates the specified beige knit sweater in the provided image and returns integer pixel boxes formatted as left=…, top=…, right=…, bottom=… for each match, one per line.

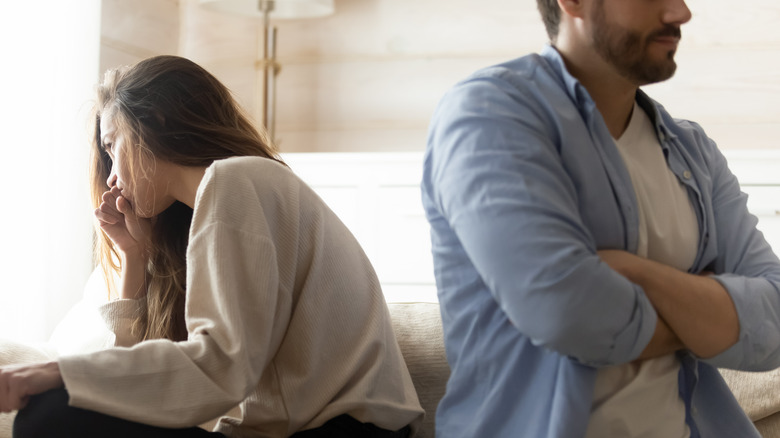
left=58, top=157, right=423, bottom=437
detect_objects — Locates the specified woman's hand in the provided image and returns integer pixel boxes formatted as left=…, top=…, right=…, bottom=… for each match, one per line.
left=96, top=186, right=153, bottom=299
left=0, top=362, right=63, bottom=413
left=95, top=186, right=152, bottom=259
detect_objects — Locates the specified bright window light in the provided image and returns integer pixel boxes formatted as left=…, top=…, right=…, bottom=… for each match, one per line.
left=0, top=1, right=101, bottom=343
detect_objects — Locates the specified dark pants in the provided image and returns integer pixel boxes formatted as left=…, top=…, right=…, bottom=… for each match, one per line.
left=14, top=389, right=411, bottom=438
left=290, top=414, right=411, bottom=438
left=13, top=389, right=225, bottom=438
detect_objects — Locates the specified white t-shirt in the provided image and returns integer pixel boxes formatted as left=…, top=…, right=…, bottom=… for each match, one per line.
left=585, top=102, right=699, bottom=438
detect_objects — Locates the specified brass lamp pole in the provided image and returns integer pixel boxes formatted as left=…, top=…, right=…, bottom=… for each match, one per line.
left=259, top=0, right=278, bottom=141
left=199, top=0, right=336, bottom=143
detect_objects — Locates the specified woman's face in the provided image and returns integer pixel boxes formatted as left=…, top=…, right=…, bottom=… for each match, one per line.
left=100, top=110, right=176, bottom=218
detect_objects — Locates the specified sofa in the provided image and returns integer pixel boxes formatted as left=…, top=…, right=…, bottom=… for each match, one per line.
left=390, top=302, right=780, bottom=438
left=387, top=303, right=448, bottom=437
left=2, top=298, right=780, bottom=438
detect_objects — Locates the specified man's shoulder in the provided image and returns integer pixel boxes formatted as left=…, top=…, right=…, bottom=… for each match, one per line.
left=434, top=51, right=568, bottom=122
left=637, top=92, right=712, bottom=144
left=454, top=52, right=557, bottom=93
left=470, top=52, right=547, bottom=78
left=653, top=101, right=713, bottom=147
left=639, top=95, right=720, bottom=173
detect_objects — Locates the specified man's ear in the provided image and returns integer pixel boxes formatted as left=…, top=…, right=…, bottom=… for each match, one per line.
left=558, top=0, right=587, bottom=19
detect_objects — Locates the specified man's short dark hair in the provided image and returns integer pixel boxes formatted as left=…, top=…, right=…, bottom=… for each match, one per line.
left=536, top=0, right=561, bottom=41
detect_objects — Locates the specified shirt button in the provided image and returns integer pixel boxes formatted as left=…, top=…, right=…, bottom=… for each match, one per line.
left=683, top=170, right=692, bottom=179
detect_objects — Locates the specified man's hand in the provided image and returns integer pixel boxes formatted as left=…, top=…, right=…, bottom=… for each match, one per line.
left=0, top=362, right=63, bottom=413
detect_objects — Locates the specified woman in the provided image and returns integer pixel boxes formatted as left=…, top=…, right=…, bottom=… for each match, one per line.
left=0, top=55, right=423, bottom=437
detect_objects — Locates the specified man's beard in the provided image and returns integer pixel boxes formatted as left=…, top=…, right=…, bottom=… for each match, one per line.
left=591, top=2, right=681, bottom=85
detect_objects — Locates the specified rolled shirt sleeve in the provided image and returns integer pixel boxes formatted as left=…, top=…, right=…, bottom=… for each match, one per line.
left=694, top=133, right=780, bottom=371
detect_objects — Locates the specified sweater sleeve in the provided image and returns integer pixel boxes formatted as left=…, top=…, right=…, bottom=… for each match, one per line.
left=97, top=299, right=145, bottom=348
left=58, top=221, right=285, bottom=428
left=48, top=269, right=143, bottom=356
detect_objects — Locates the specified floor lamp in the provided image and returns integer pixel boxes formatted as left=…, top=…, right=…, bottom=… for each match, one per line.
left=199, top=0, right=335, bottom=142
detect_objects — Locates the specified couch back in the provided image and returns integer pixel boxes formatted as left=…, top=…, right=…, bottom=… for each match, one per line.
left=387, top=302, right=449, bottom=438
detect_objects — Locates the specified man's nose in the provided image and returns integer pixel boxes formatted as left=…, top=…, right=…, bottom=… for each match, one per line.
left=664, top=0, right=692, bottom=26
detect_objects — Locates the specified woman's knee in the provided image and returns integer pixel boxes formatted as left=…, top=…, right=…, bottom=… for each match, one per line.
left=13, top=388, right=71, bottom=438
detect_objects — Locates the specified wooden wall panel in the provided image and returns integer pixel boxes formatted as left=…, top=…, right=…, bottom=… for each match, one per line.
left=103, top=0, right=780, bottom=152
left=99, top=0, right=180, bottom=73
left=272, top=0, right=545, bottom=60
left=179, top=0, right=548, bottom=152
left=684, top=0, right=780, bottom=48
left=275, top=57, right=505, bottom=127
left=277, top=127, right=428, bottom=153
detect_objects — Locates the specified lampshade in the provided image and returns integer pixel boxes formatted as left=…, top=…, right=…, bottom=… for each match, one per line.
left=199, top=0, right=334, bottom=20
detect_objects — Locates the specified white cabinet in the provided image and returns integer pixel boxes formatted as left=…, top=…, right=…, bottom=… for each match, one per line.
left=283, top=153, right=437, bottom=303
left=283, top=150, right=780, bottom=304
left=724, top=150, right=780, bottom=256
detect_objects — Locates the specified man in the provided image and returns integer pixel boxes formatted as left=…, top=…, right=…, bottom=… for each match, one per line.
left=421, top=0, right=780, bottom=436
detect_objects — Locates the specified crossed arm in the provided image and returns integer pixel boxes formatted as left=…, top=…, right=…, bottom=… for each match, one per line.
left=425, top=77, right=764, bottom=367
left=598, top=250, right=739, bottom=361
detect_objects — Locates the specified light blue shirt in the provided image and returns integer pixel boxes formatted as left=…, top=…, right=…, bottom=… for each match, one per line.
left=421, top=45, right=780, bottom=438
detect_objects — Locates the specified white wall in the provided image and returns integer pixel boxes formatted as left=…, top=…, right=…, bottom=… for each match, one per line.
left=645, top=0, right=780, bottom=151
left=178, top=0, right=548, bottom=152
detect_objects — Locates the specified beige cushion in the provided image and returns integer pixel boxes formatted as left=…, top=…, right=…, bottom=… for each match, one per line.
left=0, top=339, right=55, bottom=438
left=387, top=302, right=449, bottom=438
left=720, top=368, right=780, bottom=437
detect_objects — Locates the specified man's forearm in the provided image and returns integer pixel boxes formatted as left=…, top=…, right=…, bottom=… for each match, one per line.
left=637, top=260, right=739, bottom=358
left=636, top=316, right=684, bottom=360
left=600, top=250, right=740, bottom=359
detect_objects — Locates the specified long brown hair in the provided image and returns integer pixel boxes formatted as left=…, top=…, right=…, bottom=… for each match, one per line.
left=90, top=55, right=283, bottom=341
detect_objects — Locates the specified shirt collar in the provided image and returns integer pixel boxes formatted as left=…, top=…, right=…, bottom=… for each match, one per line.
left=540, top=44, right=597, bottom=115
left=636, top=89, right=677, bottom=148
left=540, top=44, right=677, bottom=146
